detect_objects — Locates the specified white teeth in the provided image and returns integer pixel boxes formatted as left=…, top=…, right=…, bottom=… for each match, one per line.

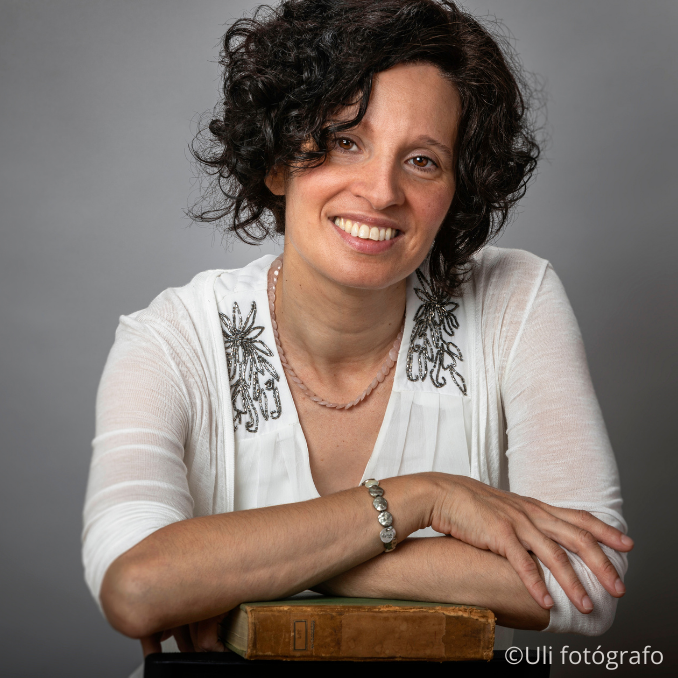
left=334, top=217, right=399, bottom=241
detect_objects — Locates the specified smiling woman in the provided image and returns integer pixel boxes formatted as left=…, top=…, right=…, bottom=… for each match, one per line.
left=81, top=0, right=632, bottom=673
left=268, top=64, right=459, bottom=292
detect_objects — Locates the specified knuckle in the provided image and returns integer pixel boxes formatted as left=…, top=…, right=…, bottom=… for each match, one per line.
left=599, top=558, right=618, bottom=577
left=575, top=509, right=594, bottom=525
left=195, top=636, right=215, bottom=652
left=507, top=506, right=532, bottom=526
left=521, top=500, right=542, bottom=517
left=577, top=528, right=597, bottom=547
left=545, top=539, right=563, bottom=558
left=522, top=550, right=537, bottom=567
left=496, top=519, right=516, bottom=539
left=192, top=627, right=209, bottom=652
left=528, top=576, right=545, bottom=593
left=551, top=547, right=571, bottom=567
left=570, top=579, right=587, bottom=596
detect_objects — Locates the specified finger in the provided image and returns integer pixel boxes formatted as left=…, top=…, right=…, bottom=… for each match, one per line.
left=523, top=503, right=627, bottom=597
left=522, top=529, right=595, bottom=614
left=502, top=536, right=554, bottom=610
left=172, top=625, right=195, bottom=653
left=140, top=633, right=162, bottom=658
left=194, top=617, right=226, bottom=652
left=568, top=508, right=634, bottom=552
left=551, top=522, right=625, bottom=597
left=189, top=622, right=202, bottom=651
left=215, top=613, right=230, bottom=652
left=527, top=501, right=633, bottom=552
left=187, top=617, right=224, bottom=652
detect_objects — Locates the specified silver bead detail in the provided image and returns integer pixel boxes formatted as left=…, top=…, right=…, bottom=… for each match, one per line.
left=373, top=496, right=387, bottom=511
left=380, top=526, right=396, bottom=543
left=377, top=510, right=392, bottom=526
left=368, top=485, right=384, bottom=497
left=362, top=478, right=379, bottom=488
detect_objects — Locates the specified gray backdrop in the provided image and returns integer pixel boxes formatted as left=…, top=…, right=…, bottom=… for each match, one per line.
left=1, top=0, right=676, bottom=676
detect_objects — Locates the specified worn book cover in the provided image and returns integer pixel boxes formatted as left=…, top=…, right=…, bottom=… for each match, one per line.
left=220, top=595, right=495, bottom=661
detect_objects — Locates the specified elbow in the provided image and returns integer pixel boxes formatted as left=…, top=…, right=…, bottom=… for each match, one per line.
left=540, top=547, right=626, bottom=636
left=545, top=588, right=619, bottom=636
left=579, top=594, right=618, bottom=636
left=100, top=558, right=160, bottom=639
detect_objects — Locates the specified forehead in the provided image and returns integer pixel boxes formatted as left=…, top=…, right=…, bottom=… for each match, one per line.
left=342, top=62, right=461, bottom=145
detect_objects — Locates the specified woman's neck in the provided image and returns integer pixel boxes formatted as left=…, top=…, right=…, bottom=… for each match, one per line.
left=273, top=246, right=406, bottom=395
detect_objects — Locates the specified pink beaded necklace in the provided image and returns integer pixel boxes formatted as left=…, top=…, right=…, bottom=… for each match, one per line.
left=267, top=257, right=404, bottom=410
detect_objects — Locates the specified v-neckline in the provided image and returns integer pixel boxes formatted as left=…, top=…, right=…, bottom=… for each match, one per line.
left=264, top=259, right=407, bottom=500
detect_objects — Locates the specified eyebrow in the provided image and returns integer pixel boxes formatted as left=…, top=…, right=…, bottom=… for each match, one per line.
left=332, top=117, right=455, bottom=165
left=415, top=135, right=455, bottom=165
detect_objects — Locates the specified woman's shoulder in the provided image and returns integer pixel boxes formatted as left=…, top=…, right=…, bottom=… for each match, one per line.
left=108, top=255, right=277, bottom=374
left=128, top=255, right=277, bottom=329
left=466, top=246, right=560, bottom=333
left=469, top=246, right=551, bottom=292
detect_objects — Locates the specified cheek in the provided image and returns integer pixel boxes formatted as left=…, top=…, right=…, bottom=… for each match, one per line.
left=287, top=165, right=346, bottom=216
left=414, top=184, right=455, bottom=236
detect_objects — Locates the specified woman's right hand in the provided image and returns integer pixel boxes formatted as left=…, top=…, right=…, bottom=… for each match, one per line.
left=422, top=473, right=634, bottom=613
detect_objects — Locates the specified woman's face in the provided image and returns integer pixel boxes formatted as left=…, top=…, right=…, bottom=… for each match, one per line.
left=272, top=62, right=461, bottom=291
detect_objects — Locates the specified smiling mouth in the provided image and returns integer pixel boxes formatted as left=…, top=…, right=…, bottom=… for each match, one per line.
left=333, top=217, right=400, bottom=241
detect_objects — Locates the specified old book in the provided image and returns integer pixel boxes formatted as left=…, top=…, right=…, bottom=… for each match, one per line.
left=220, top=595, right=495, bottom=661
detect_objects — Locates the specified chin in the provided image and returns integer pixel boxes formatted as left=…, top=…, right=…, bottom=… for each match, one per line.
left=323, top=258, right=410, bottom=291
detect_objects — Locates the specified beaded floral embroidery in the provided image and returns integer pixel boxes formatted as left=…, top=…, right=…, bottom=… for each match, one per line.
left=220, top=301, right=281, bottom=432
left=406, top=269, right=467, bottom=395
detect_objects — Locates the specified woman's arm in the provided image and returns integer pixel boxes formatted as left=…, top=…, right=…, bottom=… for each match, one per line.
left=113, top=467, right=632, bottom=657
left=144, top=532, right=550, bottom=655
left=498, top=257, right=630, bottom=634
left=101, top=475, right=429, bottom=639
left=314, top=536, right=551, bottom=630
left=103, top=466, right=630, bottom=641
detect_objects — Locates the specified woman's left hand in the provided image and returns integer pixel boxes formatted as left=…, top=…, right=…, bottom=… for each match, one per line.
left=427, top=473, right=631, bottom=614
left=140, top=613, right=230, bottom=655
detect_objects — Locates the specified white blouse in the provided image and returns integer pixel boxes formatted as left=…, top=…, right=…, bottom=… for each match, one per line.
left=82, top=247, right=628, bottom=657
left=216, top=258, right=473, bottom=513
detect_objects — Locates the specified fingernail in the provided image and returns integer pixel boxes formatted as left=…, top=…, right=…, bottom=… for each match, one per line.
left=614, top=578, right=626, bottom=594
left=544, top=594, right=554, bottom=608
left=621, top=535, right=634, bottom=547
left=582, top=595, right=593, bottom=611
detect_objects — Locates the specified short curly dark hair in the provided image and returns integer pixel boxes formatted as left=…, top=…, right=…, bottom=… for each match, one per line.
left=190, top=0, right=541, bottom=294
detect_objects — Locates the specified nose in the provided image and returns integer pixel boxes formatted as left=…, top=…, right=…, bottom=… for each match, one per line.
left=350, top=155, right=405, bottom=211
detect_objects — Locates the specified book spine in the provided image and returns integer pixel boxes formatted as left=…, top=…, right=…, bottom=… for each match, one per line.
left=245, top=605, right=495, bottom=661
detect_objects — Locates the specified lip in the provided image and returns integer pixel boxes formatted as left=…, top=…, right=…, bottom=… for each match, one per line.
left=329, top=217, right=401, bottom=254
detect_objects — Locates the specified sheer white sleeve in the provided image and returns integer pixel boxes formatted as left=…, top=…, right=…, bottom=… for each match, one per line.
left=500, top=262, right=627, bottom=635
left=82, top=310, right=196, bottom=611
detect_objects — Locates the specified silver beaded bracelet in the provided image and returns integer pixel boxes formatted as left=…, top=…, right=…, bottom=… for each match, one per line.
left=361, top=478, right=397, bottom=552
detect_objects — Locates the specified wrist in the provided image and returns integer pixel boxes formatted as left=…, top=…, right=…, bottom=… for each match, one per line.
left=378, top=473, right=437, bottom=538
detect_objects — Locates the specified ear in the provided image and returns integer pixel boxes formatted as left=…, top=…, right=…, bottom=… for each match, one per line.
left=265, top=165, right=286, bottom=196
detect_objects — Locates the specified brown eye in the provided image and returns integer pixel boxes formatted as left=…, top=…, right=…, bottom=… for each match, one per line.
left=337, top=138, right=354, bottom=150
left=412, top=156, right=429, bottom=167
